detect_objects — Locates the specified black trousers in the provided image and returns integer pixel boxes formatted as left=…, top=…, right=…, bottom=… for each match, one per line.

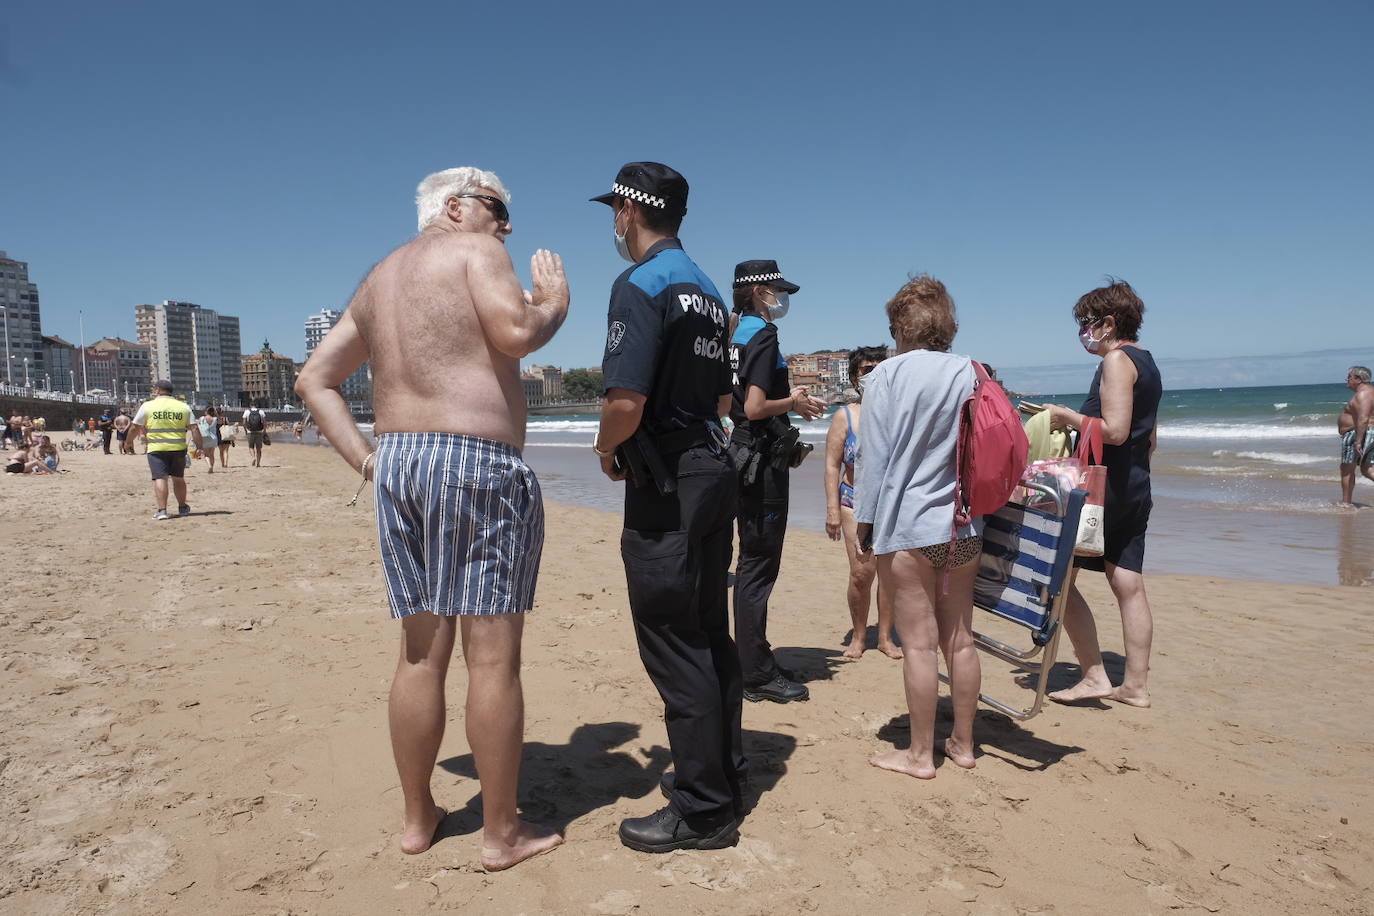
left=621, top=443, right=746, bottom=826
left=730, top=443, right=790, bottom=687
left=101, top=429, right=113, bottom=454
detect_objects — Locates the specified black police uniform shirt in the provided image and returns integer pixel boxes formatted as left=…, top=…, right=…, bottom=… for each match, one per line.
left=601, top=238, right=731, bottom=434
left=729, top=314, right=791, bottom=430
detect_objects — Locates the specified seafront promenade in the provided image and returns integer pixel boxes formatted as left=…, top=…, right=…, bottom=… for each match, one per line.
left=1, top=443, right=1369, bottom=913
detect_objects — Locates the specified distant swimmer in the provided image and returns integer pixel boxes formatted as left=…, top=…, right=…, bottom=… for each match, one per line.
left=1337, top=365, right=1374, bottom=508
left=295, top=166, right=569, bottom=869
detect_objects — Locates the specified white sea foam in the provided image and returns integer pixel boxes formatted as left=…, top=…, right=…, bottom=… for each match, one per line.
left=1273, top=402, right=1288, bottom=410
left=1160, top=423, right=1328, bottom=440
left=1234, top=450, right=1327, bottom=465
left=527, top=420, right=602, bottom=433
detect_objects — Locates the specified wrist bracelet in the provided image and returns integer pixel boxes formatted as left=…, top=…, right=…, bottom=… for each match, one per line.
left=592, top=441, right=614, bottom=458
left=348, top=451, right=377, bottom=507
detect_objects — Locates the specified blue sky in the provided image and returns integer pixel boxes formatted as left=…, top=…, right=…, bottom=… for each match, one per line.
left=3, top=0, right=1370, bottom=389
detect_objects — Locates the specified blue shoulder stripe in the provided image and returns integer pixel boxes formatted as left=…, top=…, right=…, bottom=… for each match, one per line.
left=732, top=314, right=766, bottom=346
left=629, top=249, right=721, bottom=300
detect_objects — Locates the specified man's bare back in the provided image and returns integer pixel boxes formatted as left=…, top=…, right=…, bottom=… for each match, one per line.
left=353, top=231, right=533, bottom=447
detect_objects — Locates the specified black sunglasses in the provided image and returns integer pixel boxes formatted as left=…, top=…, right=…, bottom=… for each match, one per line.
left=457, top=194, right=509, bottom=223
left=857, top=363, right=879, bottom=376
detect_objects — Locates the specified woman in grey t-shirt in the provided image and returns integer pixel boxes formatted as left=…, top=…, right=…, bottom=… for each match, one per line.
left=855, top=275, right=981, bottom=780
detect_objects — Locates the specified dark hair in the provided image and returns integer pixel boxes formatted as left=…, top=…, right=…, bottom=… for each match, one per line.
left=1073, top=277, right=1144, bottom=341
left=848, top=345, right=888, bottom=383
left=620, top=196, right=683, bottom=235
left=885, top=274, right=957, bottom=351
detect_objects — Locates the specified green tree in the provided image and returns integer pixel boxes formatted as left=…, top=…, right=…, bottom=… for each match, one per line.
left=562, top=369, right=603, bottom=401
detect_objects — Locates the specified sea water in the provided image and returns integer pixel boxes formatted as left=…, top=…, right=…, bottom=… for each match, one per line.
left=517, top=382, right=1373, bottom=587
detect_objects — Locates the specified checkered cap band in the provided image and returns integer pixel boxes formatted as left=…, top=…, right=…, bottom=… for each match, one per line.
left=612, top=183, right=666, bottom=209
left=734, top=272, right=784, bottom=286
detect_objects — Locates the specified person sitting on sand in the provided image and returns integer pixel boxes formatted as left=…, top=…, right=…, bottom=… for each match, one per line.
left=1043, top=279, right=1162, bottom=708
left=855, top=275, right=983, bottom=779
left=25, top=436, right=59, bottom=473
left=1338, top=366, right=1374, bottom=508
left=295, top=165, right=568, bottom=869
left=824, top=345, right=901, bottom=660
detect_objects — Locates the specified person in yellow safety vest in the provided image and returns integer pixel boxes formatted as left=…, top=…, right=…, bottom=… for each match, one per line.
left=128, top=379, right=205, bottom=521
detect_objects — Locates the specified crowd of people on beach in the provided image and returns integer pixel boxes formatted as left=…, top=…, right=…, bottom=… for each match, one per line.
left=290, top=162, right=1172, bottom=871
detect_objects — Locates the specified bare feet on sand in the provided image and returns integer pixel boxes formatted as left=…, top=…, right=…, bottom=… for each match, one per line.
left=877, top=640, right=904, bottom=659
left=1108, top=685, right=1152, bottom=708
left=1048, top=677, right=1115, bottom=703
left=480, top=822, right=563, bottom=872
left=842, top=639, right=865, bottom=660
left=400, top=805, right=447, bottom=855
left=869, top=749, right=936, bottom=780
left=939, top=737, right=976, bottom=769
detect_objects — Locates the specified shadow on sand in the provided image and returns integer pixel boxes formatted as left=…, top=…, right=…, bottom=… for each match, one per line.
left=875, top=696, right=1085, bottom=773
left=436, top=721, right=797, bottom=839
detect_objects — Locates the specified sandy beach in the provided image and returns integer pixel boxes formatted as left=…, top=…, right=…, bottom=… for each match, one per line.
left=2, top=443, right=1370, bottom=914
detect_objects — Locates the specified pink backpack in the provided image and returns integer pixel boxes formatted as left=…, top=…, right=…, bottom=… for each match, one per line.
left=954, top=360, right=1029, bottom=525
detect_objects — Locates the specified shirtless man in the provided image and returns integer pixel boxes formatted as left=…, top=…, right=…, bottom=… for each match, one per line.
left=295, top=166, right=569, bottom=870
left=1338, top=365, right=1374, bottom=507
left=113, top=410, right=133, bottom=454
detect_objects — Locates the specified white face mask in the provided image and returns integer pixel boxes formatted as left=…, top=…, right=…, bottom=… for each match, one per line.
left=1078, top=322, right=1106, bottom=354
left=765, top=290, right=790, bottom=322
left=613, top=208, right=633, bottom=262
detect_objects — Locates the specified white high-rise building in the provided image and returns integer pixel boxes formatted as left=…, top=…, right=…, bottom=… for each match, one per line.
left=134, top=300, right=243, bottom=400
left=304, top=308, right=370, bottom=407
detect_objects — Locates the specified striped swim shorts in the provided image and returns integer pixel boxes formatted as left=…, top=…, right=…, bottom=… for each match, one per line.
left=374, top=432, right=544, bottom=618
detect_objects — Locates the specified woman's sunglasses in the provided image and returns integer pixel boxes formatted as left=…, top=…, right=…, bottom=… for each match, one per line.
left=457, top=194, right=510, bottom=223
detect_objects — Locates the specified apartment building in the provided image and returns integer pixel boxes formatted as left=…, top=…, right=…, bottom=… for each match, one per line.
left=0, top=251, right=44, bottom=385
left=134, top=300, right=242, bottom=399
left=303, top=308, right=370, bottom=407
left=90, top=337, right=152, bottom=400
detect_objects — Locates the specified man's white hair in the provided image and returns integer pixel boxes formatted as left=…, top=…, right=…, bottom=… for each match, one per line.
left=415, top=167, right=511, bottom=231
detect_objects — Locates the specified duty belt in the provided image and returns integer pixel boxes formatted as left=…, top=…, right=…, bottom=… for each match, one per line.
left=655, top=421, right=727, bottom=455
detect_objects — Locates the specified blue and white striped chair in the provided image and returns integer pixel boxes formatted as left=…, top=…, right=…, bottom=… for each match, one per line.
left=942, top=484, right=1086, bottom=720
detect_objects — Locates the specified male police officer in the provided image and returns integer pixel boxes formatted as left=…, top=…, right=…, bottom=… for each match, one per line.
left=591, top=162, right=747, bottom=853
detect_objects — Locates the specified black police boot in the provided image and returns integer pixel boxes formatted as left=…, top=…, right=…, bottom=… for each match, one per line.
left=743, top=674, right=810, bottom=703
left=618, top=806, right=739, bottom=853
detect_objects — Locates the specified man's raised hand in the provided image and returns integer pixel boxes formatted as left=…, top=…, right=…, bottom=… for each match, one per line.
left=530, top=250, right=569, bottom=310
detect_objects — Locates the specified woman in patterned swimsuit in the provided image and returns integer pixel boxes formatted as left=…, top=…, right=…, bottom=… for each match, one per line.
left=854, top=275, right=983, bottom=780
left=823, top=346, right=900, bottom=660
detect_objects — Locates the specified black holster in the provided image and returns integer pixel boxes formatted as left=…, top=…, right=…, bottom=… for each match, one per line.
left=616, top=428, right=677, bottom=496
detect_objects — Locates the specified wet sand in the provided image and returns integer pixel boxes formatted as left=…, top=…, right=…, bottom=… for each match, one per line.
left=1, top=444, right=1370, bottom=913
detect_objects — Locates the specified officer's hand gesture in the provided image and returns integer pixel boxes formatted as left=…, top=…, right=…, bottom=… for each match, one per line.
left=790, top=386, right=827, bottom=422
left=528, top=249, right=569, bottom=311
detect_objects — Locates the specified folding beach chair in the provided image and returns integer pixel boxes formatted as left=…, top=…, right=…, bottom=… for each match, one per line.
left=939, top=483, right=1086, bottom=721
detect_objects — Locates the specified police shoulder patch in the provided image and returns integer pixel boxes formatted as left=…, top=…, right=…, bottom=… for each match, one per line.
left=607, top=320, right=626, bottom=351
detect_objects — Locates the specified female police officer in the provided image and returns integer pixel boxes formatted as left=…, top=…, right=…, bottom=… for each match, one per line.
left=728, top=260, right=827, bottom=703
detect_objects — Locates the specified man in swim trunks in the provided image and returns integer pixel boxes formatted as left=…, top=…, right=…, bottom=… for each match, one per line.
left=113, top=409, right=132, bottom=454
left=295, top=166, right=569, bottom=870
left=1338, top=365, right=1374, bottom=507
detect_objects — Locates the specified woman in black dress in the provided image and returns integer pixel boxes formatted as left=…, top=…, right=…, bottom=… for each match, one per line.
left=1045, top=280, right=1162, bottom=708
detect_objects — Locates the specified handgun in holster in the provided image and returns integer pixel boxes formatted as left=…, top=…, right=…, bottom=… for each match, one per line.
left=615, top=427, right=678, bottom=496
left=764, top=416, right=813, bottom=471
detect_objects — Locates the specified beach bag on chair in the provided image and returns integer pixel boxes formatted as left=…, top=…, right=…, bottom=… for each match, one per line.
left=1073, top=418, right=1107, bottom=557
